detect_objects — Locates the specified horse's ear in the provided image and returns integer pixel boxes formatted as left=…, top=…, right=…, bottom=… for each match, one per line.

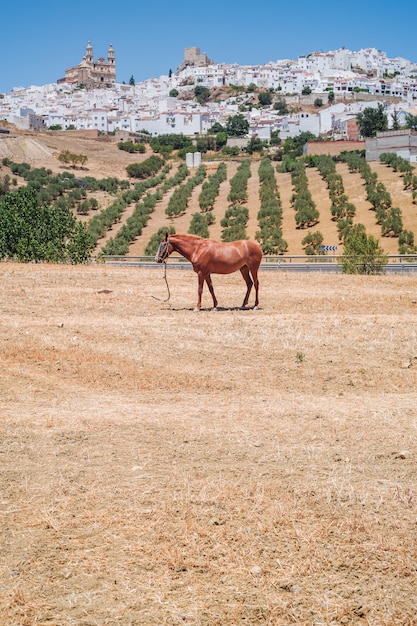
left=164, top=231, right=168, bottom=242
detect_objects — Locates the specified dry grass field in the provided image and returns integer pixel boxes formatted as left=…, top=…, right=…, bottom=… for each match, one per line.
left=1, top=263, right=417, bottom=625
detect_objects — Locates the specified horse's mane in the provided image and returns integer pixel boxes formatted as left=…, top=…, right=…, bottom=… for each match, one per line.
left=171, top=234, right=203, bottom=241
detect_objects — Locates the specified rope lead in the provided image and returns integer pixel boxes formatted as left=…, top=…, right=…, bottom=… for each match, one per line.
left=151, top=262, right=171, bottom=303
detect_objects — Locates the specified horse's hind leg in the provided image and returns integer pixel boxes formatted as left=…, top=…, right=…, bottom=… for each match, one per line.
left=252, top=267, right=260, bottom=308
left=240, top=265, right=253, bottom=308
left=205, top=273, right=218, bottom=309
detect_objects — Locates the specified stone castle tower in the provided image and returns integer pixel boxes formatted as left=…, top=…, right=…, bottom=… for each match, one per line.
left=59, top=41, right=116, bottom=88
left=176, top=47, right=214, bottom=73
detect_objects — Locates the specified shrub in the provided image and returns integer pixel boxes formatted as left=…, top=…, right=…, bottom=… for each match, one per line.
left=126, top=155, right=164, bottom=179
left=340, top=225, right=388, bottom=274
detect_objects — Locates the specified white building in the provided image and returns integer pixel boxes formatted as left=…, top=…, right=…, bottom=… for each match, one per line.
left=2, top=46, right=417, bottom=139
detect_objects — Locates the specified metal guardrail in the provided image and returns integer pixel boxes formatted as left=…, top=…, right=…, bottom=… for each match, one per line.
left=96, top=255, right=417, bottom=273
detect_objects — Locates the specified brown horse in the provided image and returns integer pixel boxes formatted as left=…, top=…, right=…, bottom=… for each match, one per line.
left=155, top=233, right=262, bottom=310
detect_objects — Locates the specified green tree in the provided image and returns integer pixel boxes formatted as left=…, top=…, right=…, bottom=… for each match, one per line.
left=0, top=174, right=12, bottom=196
left=188, top=212, right=210, bottom=238
left=57, top=151, right=71, bottom=167
left=169, top=88, right=179, bottom=98
left=381, top=207, right=403, bottom=237
left=129, top=75, right=135, bottom=86
left=328, top=91, right=335, bottom=103
left=194, top=85, right=210, bottom=104
left=270, top=130, right=281, bottom=146
left=215, top=132, right=228, bottom=150
left=258, top=91, right=272, bottom=107
left=340, top=225, right=388, bottom=274
left=301, top=231, right=324, bottom=255
left=209, top=122, right=226, bottom=134
left=337, top=217, right=354, bottom=242
left=302, top=86, right=312, bottom=95
left=150, top=133, right=192, bottom=150
left=0, top=187, right=94, bottom=263
left=78, top=154, right=88, bottom=168
left=391, top=109, right=401, bottom=130
left=126, top=155, right=165, bottom=179
left=356, top=103, right=388, bottom=138
left=283, top=131, right=319, bottom=158
left=66, top=221, right=96, bottom=263
left=225, top=114, right=249, bottom=137
left=195, top=136, right=215, bottom=153
left=273, top=99, right=289, bottom=115
left=405, top=113, right=417, bottom=131
left=398, top=230, right=417, bottom=254
left=246, top=137, right=264, bottom=154
left=314, top=98, right=323, bottom=108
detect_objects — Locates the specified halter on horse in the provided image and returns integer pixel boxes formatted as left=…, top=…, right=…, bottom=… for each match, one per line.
left=155, top=233, right=262, bottom=310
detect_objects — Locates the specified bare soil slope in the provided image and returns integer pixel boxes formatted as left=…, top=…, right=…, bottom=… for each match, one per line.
left=1, top=264, right=417, bottom=625
left=0, top=131, right=148, bottom=180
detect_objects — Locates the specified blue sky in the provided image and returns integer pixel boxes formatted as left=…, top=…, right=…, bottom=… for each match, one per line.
left=1, top=0, right=417, bottom=93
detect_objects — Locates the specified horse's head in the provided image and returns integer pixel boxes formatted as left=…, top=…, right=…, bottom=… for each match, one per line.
left=155, top=233, right=171, bottom=264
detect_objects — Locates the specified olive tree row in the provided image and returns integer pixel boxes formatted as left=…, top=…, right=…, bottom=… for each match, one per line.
left=89, top=167, right=170, bottom=246
left=198, top=162, right=227, bottom=212
left=221, top=160, right=251, bottom=241
left=341, top=152, right=404, bottom=241
left=255, top=157, right=287, bottom=254
left=307, top=155, right=356, bottom=245
left=165, top=165, right=206, bottom=218
left=285, top=160, right=319, bottom=228
left=380, top=152, right=417, bottom=204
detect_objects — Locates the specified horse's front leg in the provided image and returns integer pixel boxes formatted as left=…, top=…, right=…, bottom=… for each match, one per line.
left=195, top=271, right=205, bottom=310
left=205, top=273, right=218, bottom=309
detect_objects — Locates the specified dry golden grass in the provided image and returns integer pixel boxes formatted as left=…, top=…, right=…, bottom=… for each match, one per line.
left=1, top=263, right=417, bottom=625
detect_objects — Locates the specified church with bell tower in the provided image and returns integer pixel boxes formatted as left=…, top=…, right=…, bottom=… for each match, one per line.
left=59, top=41, right=116, bottom=88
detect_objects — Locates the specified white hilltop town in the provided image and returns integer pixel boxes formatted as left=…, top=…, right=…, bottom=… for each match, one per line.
left=1, top=43, right=417, bottom=160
